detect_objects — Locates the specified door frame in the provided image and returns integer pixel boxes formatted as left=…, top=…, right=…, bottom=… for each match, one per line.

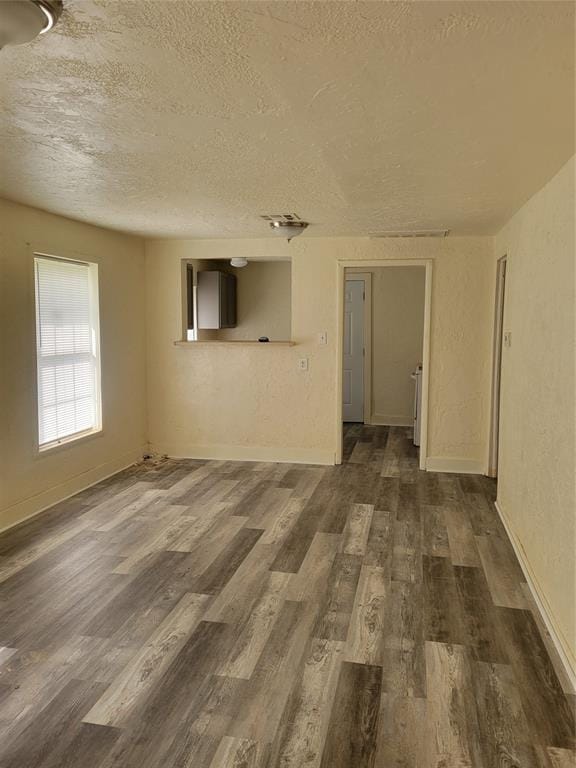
left=488, top=255, right=507, bottom=478
left=335, top=259, right=433, bottom=470
left=344, top=272, right=372, bottom=424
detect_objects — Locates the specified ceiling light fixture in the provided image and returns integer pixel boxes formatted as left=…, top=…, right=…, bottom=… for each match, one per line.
left=230, top=257, right=248, bottom=268
left=0, top=0, right=63, bottom=49
left=269, top=220, right=309, bottom=242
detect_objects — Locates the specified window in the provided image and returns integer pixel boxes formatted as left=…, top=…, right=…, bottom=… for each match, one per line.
left=34, top=255, right=102, bottom=450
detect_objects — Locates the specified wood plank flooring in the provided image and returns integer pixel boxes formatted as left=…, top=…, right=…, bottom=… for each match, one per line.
left=0, top=425, right=573, bottom=767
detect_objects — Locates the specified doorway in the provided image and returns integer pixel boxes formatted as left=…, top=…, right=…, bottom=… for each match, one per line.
left=336, top=260, right=432, bottom=470
left=488, top=255, right=507, bottom=478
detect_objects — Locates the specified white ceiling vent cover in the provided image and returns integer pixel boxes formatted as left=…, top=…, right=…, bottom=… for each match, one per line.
left=369, top=229, right=450, bottom=238
left=260, top=213, right=302, bottom=222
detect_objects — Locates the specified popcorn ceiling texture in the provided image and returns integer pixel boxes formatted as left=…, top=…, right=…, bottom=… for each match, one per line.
left=0, top=1, right=574, bottom=238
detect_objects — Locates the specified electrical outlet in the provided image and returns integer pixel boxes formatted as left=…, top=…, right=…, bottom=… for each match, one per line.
left=298, top=358, right=309, bottom=371
left=318, top=331, right=327, bottom=345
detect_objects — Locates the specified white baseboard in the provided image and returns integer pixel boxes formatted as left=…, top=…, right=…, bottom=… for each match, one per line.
left=158, top=443, right=335, bottom=466
left=425, top=456, right=485, bottom=474
left=0, top=447, right=146, bottom=535
left=369, top=414, right=413, bottom=427
left=495, top=500, right=576, bottom=693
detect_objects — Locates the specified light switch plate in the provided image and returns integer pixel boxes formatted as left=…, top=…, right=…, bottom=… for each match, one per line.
left=318, top=331, right=328, bottom=345
left=503, top=331, right=512, bottom=348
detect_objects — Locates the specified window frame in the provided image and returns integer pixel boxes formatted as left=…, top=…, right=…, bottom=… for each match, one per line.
left=33, top=251, right=103, bottom=454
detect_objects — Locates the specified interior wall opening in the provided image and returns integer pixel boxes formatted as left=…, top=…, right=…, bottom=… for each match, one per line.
left=341, top=263, right=428, bottom=467
left=181, top=257, right=292, bottom=343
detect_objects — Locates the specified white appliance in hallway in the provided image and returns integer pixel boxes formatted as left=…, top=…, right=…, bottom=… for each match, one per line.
left=411, top=364, right=423, bottom=446
left=343, top=279, right=365, bottom=422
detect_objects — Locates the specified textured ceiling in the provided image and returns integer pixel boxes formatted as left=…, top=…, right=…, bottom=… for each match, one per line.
left=0, top=1, right=574, bottom=238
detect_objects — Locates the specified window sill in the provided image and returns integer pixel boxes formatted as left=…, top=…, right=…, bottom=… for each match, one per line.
left=37, top=427, right=103, bottom=456
left=174, top=340, right=296, bottom=347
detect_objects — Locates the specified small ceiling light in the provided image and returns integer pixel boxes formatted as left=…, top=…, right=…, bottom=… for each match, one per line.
left=230, top=257, right=248, bottom=268
left=0, top=0, right=63, bottom=49
left=269, top=220, right=309, bottom=242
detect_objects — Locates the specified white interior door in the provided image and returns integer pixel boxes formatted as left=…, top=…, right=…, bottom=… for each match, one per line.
left=343, top=279, right=365, bottom=422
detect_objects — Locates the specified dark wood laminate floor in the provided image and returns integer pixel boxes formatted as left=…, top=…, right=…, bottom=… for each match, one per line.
left=0, top=425, right=574, bottom=767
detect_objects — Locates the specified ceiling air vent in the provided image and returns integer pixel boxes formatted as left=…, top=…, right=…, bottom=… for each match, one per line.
left=259, top=213, right=302, bottom=222
left=369, top=229, right=450, bottom=238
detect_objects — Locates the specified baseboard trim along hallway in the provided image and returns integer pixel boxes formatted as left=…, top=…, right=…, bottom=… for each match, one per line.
left=158, top=444, right=335, bottom=466
left=494, top=499, right=576, bottom=694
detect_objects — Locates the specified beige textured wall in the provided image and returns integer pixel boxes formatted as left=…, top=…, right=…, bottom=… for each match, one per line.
left=217, top=260, right=291, bottom=342
left=0, top=199, right=147, bottom=531
left=494, top=156, right=575, bottom=675
left=145, top=236, right=493, bottom=468
left=369, top=267, right=425, bottom=425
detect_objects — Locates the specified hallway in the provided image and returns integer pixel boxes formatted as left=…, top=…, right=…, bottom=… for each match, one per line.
left=0, top=426, right=573, bottom=767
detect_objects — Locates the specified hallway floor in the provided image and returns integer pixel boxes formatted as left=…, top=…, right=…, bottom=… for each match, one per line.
left=0, top=425, right=573, bottom=767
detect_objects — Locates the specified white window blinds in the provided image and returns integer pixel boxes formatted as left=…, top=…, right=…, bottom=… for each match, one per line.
left=34, top=256, right=101, bottom=448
